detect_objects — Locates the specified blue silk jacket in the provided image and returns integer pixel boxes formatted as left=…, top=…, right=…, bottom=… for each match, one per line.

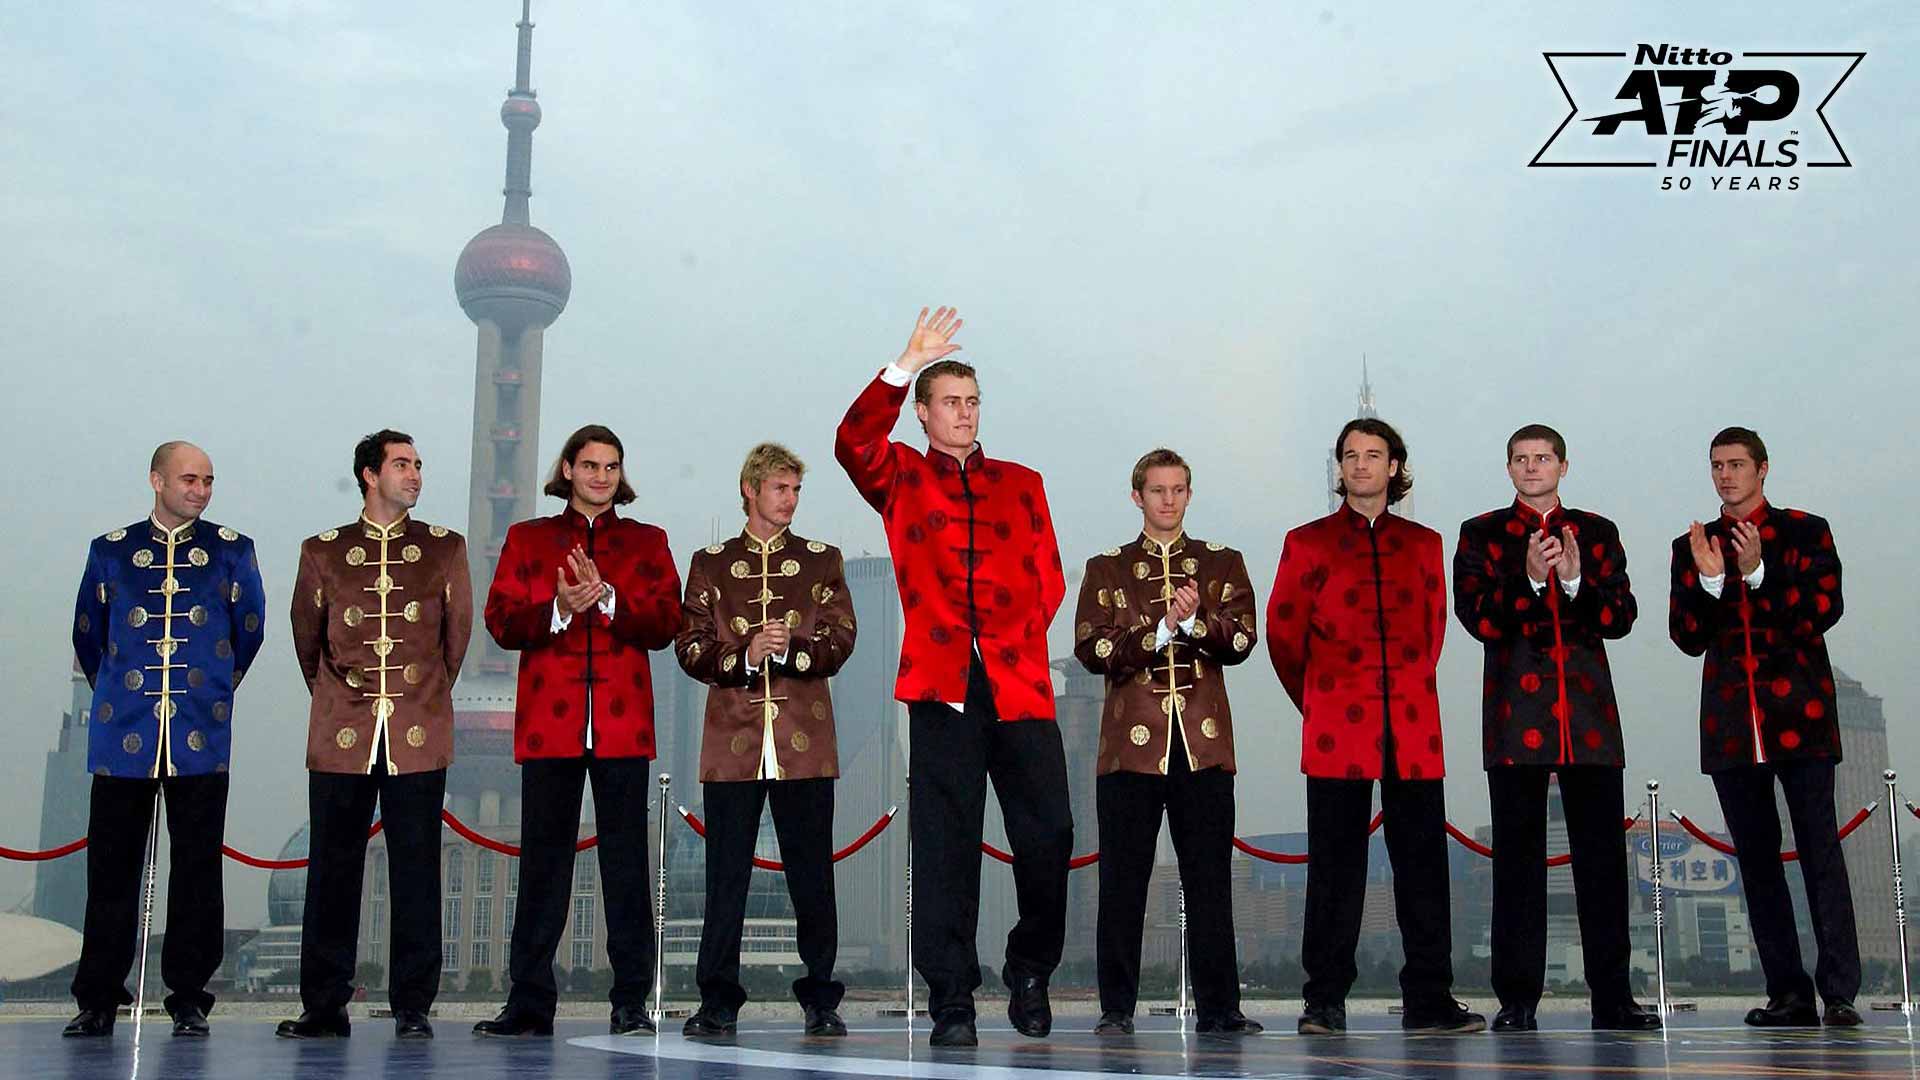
left=72, top=516, right=267, bottom=777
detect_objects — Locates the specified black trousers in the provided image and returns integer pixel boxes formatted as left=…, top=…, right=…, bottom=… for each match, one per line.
left=505, top=755, right=654, bottom=1018
left=1713, top=759, right=1861, bottom=1005
left=907, top=655, right=1073, bottom=1018
left=1488, top=765, right=1632, bottom=1011
left=1301, top=774, right=1454, bottom=1010
left=694, top=777, right=843, bottom=1015
left=1094, top=724, right=1239, bottom=1017
left=71, top=773, right=228, bottom=1016
left=299, top=766, right=445, bottom=1014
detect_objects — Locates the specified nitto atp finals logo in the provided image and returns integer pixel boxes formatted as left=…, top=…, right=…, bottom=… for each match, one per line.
left=1530, top=45, right=1864, bottom=193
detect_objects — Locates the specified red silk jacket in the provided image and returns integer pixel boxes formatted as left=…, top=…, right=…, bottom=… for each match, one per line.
left=1266, top=504, right=1449, bottom=780
left=835, top=372, right=1066, bottom=721
left=484, top=505, right=683, bottom=761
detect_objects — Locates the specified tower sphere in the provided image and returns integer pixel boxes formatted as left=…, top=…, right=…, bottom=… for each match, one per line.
left=454, top=222, right=571, bottom=332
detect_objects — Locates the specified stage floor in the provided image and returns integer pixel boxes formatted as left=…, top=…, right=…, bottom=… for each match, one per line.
left=10, top=1011, right=1920, bottom=1080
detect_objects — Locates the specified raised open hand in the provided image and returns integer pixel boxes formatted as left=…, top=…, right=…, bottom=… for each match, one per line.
left=897, top=306, right=965, bottom=374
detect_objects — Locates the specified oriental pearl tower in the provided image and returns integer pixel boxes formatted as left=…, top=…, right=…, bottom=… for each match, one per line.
left=448, top=0, right=570, bottom=819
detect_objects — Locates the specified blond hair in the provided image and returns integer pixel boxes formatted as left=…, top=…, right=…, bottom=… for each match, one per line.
left=739, top=442, right=806, bottom=513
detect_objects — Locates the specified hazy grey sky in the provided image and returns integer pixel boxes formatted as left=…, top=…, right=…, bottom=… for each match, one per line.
left=2, top=1, right=1914, bottom=925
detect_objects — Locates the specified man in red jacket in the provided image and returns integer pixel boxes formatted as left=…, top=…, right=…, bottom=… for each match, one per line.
left=835, top=307, right=1071, bottom=1048
left=1266, top=418, right=1482, bottom=1036
left=472, top=424, right=684, bottom=1039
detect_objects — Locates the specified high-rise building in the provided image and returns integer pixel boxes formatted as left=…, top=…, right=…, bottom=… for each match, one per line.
left=447, top=0, right=574, bottom=822
left=1053, top=650, right=1105, bottom=975
left=1830, top=668, right=1896, bottom=968
left=1323, top=359, right=1413, bottom=519
left=832, top=554, right=909, bottom=973
left=32, top=665, right=93, bottom=931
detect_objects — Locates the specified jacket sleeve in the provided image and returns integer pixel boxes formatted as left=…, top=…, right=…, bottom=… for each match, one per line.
left=1072, top=557, right=1159, bottom=678
left=72, top=542, right=108, bottom=689
left=1193, top=550, right=1258, bottom=666
left=1265, top=532, right=1315, bottom=714
left=1747, top=516, right=1843, bottom=642
left=1451, top=519, right=1542, bottom=644
left=289, top=542, right=325, bottom=693
left=228, top=537, right=269, bottom=683
left=608, top=529, right=684, bottom=650
left=1667, top=535, right=1722, bottom=657
left=794, top=550, right=857, bottom=678
left=1564, top=519, right=1635, bottom=640
left=484, top=523, right=554, bottom=651
left=1032, top=477, right=1067, bottom=628
left=674, top=556, right=753, bottom=688
left=834, top=373, right=911, bottom=513
left=441, top=536, right=474, bottom=682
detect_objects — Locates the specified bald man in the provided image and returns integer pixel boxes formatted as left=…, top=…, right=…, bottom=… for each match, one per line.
left=66, top=442, right=267, bottom=1038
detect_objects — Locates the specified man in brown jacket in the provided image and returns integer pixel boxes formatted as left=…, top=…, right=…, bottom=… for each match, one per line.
left=1073, top=449, right=1260, bottom=1036
left=675, top=443, right=856, bottom=1038
left=279, top=429, right=472, bottom=1040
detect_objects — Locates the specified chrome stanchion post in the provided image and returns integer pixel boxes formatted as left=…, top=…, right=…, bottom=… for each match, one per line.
left=1887, top=770, right=1913, bottom=1016
left=653, top=773, right=670, bottom=1026
left=905, top=776, right=915, bottom=1030
left=1648, top=779, right=1670, bottom=1020
left=129, top=788, right=163, bottom=1054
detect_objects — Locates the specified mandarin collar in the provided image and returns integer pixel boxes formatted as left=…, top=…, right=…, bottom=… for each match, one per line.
left=564, top=503, right=619, bottom=530
left=148, top=515, right=197, bottom=545
left=928, top=443, right=987, bottom=473
left=360, top=513, right=410, bottom=541
left=1337, top=501, right=1392, bottom=530
left=743, top=526, right=789, bottom=554
left=1721, top=500, right=1770, bottom=526
left=1139, top=531, right=1187, bottom=558
left=1512, top=497, right=1564, bottom=530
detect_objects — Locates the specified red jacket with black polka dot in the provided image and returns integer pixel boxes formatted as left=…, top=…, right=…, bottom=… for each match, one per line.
left=1454, top=501, right=1636, bottom=770
left=484, top=506, right=684, bottom=762
left=1668, top=502, right=1843, bottom=774
left=1266, top=503, right=1450, bottom=781
left=835, top=373, right=1066, bottom=721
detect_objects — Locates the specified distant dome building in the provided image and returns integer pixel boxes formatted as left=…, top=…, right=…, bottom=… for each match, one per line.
left=266, top=825, right=310, bottom=927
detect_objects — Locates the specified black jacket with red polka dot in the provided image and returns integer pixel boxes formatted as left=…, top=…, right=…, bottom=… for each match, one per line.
left=1668, top=502, right=1843, bottom=774
left=1455, top=500, right=1636, bottom=770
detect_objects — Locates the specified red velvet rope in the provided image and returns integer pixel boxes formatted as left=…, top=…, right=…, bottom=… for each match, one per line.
left=678, top=806, right=897, bottom=871
left=1441, top=815, right=1641, bottom=865
left=1672, top=804, right=1875, bottom=862
left=1231, top=812, right=1386, bottom=865
left=221, top=820, right=386, bottom=869
left=979, top=841, right=1102, bottom=869
left=440, top=809, right=598, bottom=857
left=0, top=837, right=89, bottom=862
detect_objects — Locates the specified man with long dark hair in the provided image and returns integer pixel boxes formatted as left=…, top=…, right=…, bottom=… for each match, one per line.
left=473, top=424, right=684, bottom=1038
left=1267, top=418, right=1482, bottom=1036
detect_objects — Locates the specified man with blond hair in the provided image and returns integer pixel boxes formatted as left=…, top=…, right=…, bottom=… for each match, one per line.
left=674, top=442, right=856, bottom=1038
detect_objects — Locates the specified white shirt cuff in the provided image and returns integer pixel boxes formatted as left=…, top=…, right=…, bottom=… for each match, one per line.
left=743, top=649, right=789, bottom=676
left=1154, top=613, right=1198, bottom=650
left=1744, top=561, right=1765, bottom=590
left=1700, top=573, right=1726, bottom=600
left=551, top=587, right=616, bottom=633
left=880, top=362, right=914, bottom=387
left=1561, top=576, right=1581, bottom=599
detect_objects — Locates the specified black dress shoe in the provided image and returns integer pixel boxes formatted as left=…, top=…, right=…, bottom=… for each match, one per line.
left=275, top=1009, right=351, bottom=1039
left=803, top=1005, right=847, bottom=1037
left=472, top=1006, right=553, bottom=1037
left=1196, top=1010, right=1264, bottom=1035
left=1824, top=1001, right=1865, bottom=1027
left=682, top=1009, right=736, bottom=1038
left=1402, top=999, right=1486, bottom=1033
left=1491, top=1004, right=1537, bottom=1032
left=929, top=1010, right=978, bottom=1047
left=393, top=1009, right=434, bottom=1040
left=1592, top=1000, right=1662, bottom=1031
left=1745, top=997, right=1820, bottom=1027
left=170, top=1006, right=210, bottom=1038
left=62, top=1009, right=115, bottom=1038
left=1004, top=973, right=1052, bottom=1037
left=1092, top=1011, right=1134, bottom=1035
left=1297, top=1002, right=1347, bottom=1035
left=610, top=1005, right=656, bottom=1036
